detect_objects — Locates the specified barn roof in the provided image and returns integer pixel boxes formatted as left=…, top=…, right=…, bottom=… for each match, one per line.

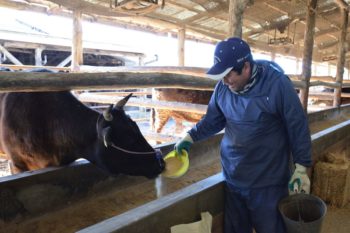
left=1, top=0, right=350, bottom=68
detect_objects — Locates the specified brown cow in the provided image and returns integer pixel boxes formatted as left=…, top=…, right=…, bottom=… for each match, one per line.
left=151, top=88, right=212, bottom=134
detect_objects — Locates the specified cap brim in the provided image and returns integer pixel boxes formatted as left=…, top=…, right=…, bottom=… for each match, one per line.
left=206, top=66, right=232, bottom=80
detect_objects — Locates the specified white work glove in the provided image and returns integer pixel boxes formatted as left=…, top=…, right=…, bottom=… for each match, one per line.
left=174, top=133, right=193, bottom=155
left=288, top=163, right=310, bottom=195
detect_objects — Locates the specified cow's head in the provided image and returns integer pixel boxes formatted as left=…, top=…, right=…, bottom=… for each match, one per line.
left=94, top=93, right=165, bottom=178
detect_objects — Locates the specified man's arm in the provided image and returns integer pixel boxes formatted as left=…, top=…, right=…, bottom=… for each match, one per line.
left=188, top=82, right=226, bottom=142
left=276, top=75, right=312, bottom=194
left=277, top=75, right=312, bottom=167
left=175, top=83, right=226, bottom=154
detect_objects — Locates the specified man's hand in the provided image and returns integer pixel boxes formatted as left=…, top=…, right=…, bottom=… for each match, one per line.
left=174, top=133, right=193, bottom=155
left=288, top=163, right=310, bottom=195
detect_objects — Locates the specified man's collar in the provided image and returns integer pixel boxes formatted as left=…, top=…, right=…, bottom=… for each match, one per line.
left=231, top=63, right=258, bottom=95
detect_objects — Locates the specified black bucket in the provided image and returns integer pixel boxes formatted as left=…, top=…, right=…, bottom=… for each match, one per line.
left=278, top=193, right=327, bottom=233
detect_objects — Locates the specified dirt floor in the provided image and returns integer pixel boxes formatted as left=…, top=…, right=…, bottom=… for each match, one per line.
left=321, top=203, right=350, bottom=233
left=1, top=161, right=222, bottom=233
left=1, top=167, right=349, bottom=233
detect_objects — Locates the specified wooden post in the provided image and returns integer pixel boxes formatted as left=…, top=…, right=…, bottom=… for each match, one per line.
left=71, top=10, right=83, bottom=72
left=295, top=45, right=301, bottom=75
left=271, top=52, right=276, bottom=62
left=228, top=0, right=252, bottom=37
left=139, top=56, right=145, bottom=66
left=333, top=6, right=349, bottom=107
left=313, top=62, right=317, bottom=76
left=300, top=0, right=318, bottom=111
left=296, top=58, right=300, bottom=74
left=178, top=28, right=185, bottom=66
left=35, top=47, right=43, bottom=66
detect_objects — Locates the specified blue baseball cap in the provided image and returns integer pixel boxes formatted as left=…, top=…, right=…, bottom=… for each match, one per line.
left=207, top=37, right=252, bottom=80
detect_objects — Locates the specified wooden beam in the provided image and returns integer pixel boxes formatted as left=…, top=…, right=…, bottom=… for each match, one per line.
left=334, top=0, right=349, bottom=9
left=290, top=75, right=337, bottom=82
left=263, top=2, right=288, bottom=15
left=309, top=81, right=341, bottom=88
left=245, top=17, right=295, bottom=38
left=89, top=91, right=152, bottom=97
left=64, top=66, right=342, bottom=85
left=143, top=132, right=180, bottom=143
left=47, top=0, right=129, bottom=17
left=317, top=40, right=338, bottom=50
left=77, top=93, right=208, bottom=114
left=185, top=24, right=225, bottom=41
left=315, top=26, right=339, bottom=38
left=92, top=66, right=208, bottom=76
left=309, top=92, right=350, bottom=99
left=165, top=1, right=203, bottom=14
left=291, top=73, right=349, bottom=89
left=0, top=65, right=310, bottom=91
left=0, top=71, right=217, bottom=92
left=292, top=80, right=306, bottom=89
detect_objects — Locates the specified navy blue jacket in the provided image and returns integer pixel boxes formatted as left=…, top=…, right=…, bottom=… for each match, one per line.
left=188, top=60, right=312, bottom=188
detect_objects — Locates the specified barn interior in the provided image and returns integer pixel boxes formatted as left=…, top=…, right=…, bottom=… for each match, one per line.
left=1, top=0, right=350, bottom=233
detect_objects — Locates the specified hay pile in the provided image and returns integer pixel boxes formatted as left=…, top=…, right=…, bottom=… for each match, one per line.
left=312, top=152, right=349, bottom=207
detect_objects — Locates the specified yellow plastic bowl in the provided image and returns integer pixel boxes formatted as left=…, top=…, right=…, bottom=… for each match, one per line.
left=161, top=149, right=189, bottom=178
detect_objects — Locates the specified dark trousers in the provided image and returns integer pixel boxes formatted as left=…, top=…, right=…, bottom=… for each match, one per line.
left=224, top=183, right=288, bottom=233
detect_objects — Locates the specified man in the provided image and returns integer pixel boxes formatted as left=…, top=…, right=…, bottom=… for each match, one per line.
left=175, top=37, right=312, bottom=233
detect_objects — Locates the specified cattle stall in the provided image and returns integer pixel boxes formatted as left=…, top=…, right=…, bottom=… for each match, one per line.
left=79, top=119, right=350, bottom=233
left=0, top=104, right=350, bottom=232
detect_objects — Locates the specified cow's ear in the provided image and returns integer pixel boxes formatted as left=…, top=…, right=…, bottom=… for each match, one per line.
left=101, top=126, right=112, bottom=147
left=103, top=105, right=113, bottom=121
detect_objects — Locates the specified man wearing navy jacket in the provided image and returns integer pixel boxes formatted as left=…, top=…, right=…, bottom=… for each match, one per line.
left=175, top=37, right=312, bottom=233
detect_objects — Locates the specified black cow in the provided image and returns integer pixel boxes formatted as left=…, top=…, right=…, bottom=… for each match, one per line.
left=0, top=68, right=165, bottom=178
